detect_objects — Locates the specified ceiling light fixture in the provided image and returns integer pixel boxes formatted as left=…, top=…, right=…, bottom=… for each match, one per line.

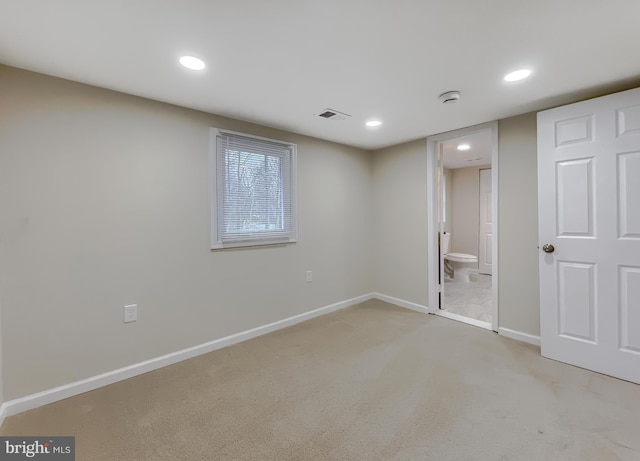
left=439, top=91, right=461, bottom=104
left=366, top=120, right=382, bottom=127
left=179, top=56, right=206, bottom=71
left=504, top=68, right=531, bottom=82
left=457, top=143, right=470, bottom=151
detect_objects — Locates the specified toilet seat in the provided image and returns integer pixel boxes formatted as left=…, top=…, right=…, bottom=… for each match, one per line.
left=445, top=252, right=478, bottom=263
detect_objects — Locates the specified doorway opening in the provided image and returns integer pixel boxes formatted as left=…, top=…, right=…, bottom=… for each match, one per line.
left=426, top=122, right=499, bottom=331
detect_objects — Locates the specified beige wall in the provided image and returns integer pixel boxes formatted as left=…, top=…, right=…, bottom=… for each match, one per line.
left=0, top=64, right=544, bottom=402
left=372, top=140, right=428, bottom=306
left=498, top=112, right=540, bottom=336
left=0, top=297, right=2, bottom=407
left=0, top=66, right=374, bottom=400
left=372, top=115, right=541, bottom=337
left=450, top=165, right=490, bottom=265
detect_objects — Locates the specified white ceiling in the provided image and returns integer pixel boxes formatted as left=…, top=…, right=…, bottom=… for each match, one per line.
left=441, top=130, right=492, bottom=169
left=1, top=0, right=640, bottom=150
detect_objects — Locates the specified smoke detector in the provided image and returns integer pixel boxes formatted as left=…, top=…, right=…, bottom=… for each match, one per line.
left=439, top=91, right=461, bottom=104
left=315, top=108, right=352, bottom=121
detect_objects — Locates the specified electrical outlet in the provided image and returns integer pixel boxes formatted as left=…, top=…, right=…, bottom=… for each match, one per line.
left=124, top=304, right=137, bottom=323
left=306, top=270, right=313, bottom=283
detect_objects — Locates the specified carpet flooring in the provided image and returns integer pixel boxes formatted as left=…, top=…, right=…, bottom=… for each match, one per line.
left=2, top=299, right=640, bottom=460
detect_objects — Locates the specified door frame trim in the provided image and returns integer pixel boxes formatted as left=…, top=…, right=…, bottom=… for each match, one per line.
left=426, top=121, right=499, bottom=331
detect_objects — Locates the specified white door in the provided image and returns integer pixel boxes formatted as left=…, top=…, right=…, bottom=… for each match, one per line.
left=478, top=168, right=492, bottom=275
left=538, top=87, right=640, bottom=384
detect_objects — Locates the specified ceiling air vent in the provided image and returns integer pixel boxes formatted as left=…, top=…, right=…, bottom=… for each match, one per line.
left=315, top=108, right=351, bottom=121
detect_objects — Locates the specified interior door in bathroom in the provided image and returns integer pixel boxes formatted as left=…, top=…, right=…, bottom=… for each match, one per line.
left=478, top=168, right=492, bottom=275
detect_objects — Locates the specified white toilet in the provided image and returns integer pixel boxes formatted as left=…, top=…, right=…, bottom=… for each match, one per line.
left=441, top=232, right=478, bottom=283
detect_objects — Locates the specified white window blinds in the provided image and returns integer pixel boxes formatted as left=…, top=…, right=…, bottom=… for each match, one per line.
left=211, top=128, right=297, bottom=249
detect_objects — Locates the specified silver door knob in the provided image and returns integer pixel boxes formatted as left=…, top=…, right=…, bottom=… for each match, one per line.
left=542, top=244, right=555, bottom=253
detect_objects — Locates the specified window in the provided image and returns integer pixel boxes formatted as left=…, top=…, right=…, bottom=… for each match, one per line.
left=210, top=128, right=297, bottom=249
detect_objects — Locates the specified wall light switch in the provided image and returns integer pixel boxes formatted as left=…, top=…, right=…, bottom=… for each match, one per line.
left=124, top=304, right=137, bottom=323
left=306, top=270, right=313, bottom=283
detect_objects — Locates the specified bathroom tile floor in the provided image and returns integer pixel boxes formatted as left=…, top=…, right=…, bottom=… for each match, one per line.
left=442, top=273, right=492, bottom=323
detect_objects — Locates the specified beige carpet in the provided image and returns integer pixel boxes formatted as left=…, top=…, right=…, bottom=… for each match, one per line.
left=2, top=299, right=640, bottom=460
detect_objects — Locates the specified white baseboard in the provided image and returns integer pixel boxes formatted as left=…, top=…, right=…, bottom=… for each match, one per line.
left=371, top=293, right=429, bottom=314
left=498, top=327, right=541, bottom=347
left=0, top=402, right=7, bottom=428
left=0, top=294, right=541, bottom=424
left=1, top=293, right=373, bottom=420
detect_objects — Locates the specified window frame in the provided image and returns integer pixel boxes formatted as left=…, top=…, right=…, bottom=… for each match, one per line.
left=210, top=128, right=298, bottom=250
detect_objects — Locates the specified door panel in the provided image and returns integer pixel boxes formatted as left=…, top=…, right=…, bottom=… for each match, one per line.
left=555, top=115, right=593, bottom=146
left=618, top=152, right=640, bottom=238
left=481, top=233, right=492, bottom=265
left=620, top=266, right=640, bottom=353
left=556, top=159, right=594, bottom=236
left=557, top=261, right=596, bottom=342
left=478, top=168, right=492, bottom=275
left=538, top=87, right=640, bottom=384
left=617, top=105, right=640, bottom=136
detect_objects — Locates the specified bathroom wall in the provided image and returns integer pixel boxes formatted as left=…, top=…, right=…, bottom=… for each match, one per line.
left=450, top=165, right=489, bottom=266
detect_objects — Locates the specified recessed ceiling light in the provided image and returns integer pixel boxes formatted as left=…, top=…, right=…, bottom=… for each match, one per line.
left=457, top=143, right=470, bottom=151
left=504, top=68, right=531, bottom=82
left=366, top=120, right=382, bottom=127
left=179, top=56, right=206, bottom=71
